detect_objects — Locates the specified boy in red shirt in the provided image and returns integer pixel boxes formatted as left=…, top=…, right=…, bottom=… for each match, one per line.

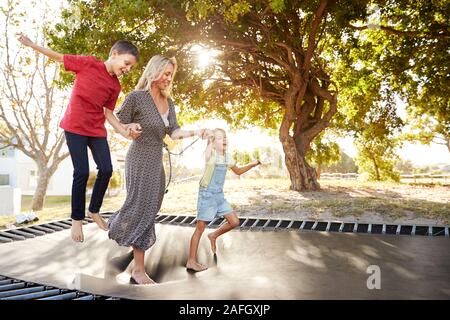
left=18, top=34, right=141, bottom=243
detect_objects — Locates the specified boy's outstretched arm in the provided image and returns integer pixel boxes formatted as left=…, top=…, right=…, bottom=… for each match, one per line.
left=17, top=34, right=63, bottom=62
left=231, top=160, right=261, bottom=175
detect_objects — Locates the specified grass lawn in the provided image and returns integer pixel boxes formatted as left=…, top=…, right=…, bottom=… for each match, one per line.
left=1, top=178, right=449, bottom=230
left=21, top=195, right=72, bottom=211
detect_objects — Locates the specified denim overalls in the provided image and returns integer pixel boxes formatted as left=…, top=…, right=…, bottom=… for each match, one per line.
left=197, top=163, right=233, bottom=222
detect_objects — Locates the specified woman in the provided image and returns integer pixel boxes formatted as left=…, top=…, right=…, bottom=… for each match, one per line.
left=107, top=55, right=208, bottom=285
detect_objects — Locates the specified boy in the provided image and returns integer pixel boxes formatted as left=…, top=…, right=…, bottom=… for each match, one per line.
left=18, top=34, right=142, bottom=242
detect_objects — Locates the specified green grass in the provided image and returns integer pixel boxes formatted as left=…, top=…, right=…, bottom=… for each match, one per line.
left=21, top=195, right=72, bottom=211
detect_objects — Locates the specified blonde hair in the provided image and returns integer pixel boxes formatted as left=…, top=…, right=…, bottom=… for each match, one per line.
left=135, top=55, right=177, bottom=97
left=208, top=128, right=227, bottom=149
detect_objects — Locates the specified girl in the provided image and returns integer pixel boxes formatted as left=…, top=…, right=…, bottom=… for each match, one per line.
left=186, top=128, right=261, bottom=272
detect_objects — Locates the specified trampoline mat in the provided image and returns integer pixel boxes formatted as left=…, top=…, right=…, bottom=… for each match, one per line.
left=0, top=223, right=449, bottom=299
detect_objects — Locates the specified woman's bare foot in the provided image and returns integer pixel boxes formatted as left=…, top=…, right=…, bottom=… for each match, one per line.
left=186, top=260, right=208, bottom=272
left=131, top=270, right=157, bottom=285
left=207, top=233, right=217, bottom=253
left=71, top=220, right=84, bottom=242
left=88, top=212, right=108, bottom=231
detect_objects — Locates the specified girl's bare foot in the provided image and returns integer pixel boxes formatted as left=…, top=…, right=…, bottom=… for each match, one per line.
left=71, top=220, right=84, bottom=242
left=131, top=270, right=157, bottom=285
left=88, top=212, right=108, bottom=231
left=207, top=233, right=217, bottom=253
left=186, top=260, right=208, bottom=272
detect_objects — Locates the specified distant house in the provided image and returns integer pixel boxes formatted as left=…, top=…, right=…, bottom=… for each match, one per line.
left=0, top=145, right=122, bottom=196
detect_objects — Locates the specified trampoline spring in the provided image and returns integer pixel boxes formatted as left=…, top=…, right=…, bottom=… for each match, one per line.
left=249, top=219, right=260, bottom=230
left=274, top=220, right=283, bottom=230
left=239, top=218, right=249, bottom=228
left=299, top=221, right=306, bottom=230
left=158, top=215, right=172, bottom=223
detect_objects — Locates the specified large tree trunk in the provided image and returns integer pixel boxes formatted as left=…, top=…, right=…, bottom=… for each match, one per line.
left=30, top=162, right=61, bottom=212
left=280, top=116, right=320, bottom=191
left=31, top=166, right=52, bottom=211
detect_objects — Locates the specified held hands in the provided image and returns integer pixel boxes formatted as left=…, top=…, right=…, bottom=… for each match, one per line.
left=123, top=123, right=142, bottom=140
left=17, top=33, right=34, bottom=47
left=197, top=129, right=214, bottom=140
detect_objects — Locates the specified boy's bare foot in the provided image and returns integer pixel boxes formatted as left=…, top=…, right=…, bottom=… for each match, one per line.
left=186, top=260, right=208, bottom=272
left=207, top=233, right=217, bottom=253
left=131, top=270, right=157, bottom=285
left=88, top=212, right=108, bottom=231
left=71, top=220, right=84, bottom=242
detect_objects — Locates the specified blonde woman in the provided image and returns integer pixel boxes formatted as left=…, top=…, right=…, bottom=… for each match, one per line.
left=107, top=55, right=208, bottom=285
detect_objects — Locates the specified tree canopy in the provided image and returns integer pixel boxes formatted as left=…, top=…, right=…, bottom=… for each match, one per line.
left=48, top=0, right=449, bottom=187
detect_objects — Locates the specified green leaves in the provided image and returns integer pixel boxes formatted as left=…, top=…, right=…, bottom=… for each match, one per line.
left=47, top=0, right=449, bottom=182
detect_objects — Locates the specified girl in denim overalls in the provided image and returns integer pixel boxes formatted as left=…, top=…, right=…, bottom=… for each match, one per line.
left=186, top=128, right=261, bottom=272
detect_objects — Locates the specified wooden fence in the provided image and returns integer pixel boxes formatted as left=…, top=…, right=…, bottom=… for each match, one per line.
left=319, top=173, right=450, bottom=184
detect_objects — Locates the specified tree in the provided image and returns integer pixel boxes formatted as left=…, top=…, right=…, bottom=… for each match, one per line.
left=321, top=148, right=358, bottom=173
left=355, top=131, right=401, bottom=182
left=49, top=0, right=359, bottom=191
left=306, top=132, right=340, bottom=178
left=0, top=0, right=70, bottom=211
left=48, top=0, right=449, bottom=189
left=395, top=158, right=414, bottom=174
left=336, top=1, right=449, bottom=161
left=403, top=114, right=450, bottom=153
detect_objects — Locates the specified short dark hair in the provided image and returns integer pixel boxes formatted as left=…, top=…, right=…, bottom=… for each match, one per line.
left=109, top=40, right=139, bottom=60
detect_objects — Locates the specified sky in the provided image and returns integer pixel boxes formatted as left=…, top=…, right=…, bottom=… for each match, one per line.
left=338, top=136, right=450, bottom=166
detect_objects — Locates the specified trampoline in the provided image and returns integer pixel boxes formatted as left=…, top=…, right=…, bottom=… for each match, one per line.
left=0, top=214, right=449, bottom=300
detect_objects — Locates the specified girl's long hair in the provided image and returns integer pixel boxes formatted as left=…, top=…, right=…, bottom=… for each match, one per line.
left=207, top=128, right=230, bottom=163
left=135, top=55, right=177, bottom=97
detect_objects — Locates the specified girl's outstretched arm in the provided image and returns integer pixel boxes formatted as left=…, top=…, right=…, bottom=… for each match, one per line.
left=17, top=34, right=63, bottom=62
left=230, top=160, right=261, bottom=175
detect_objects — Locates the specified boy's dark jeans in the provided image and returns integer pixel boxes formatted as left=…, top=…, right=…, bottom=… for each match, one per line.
left=65, top=131, right=113, bottom=220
